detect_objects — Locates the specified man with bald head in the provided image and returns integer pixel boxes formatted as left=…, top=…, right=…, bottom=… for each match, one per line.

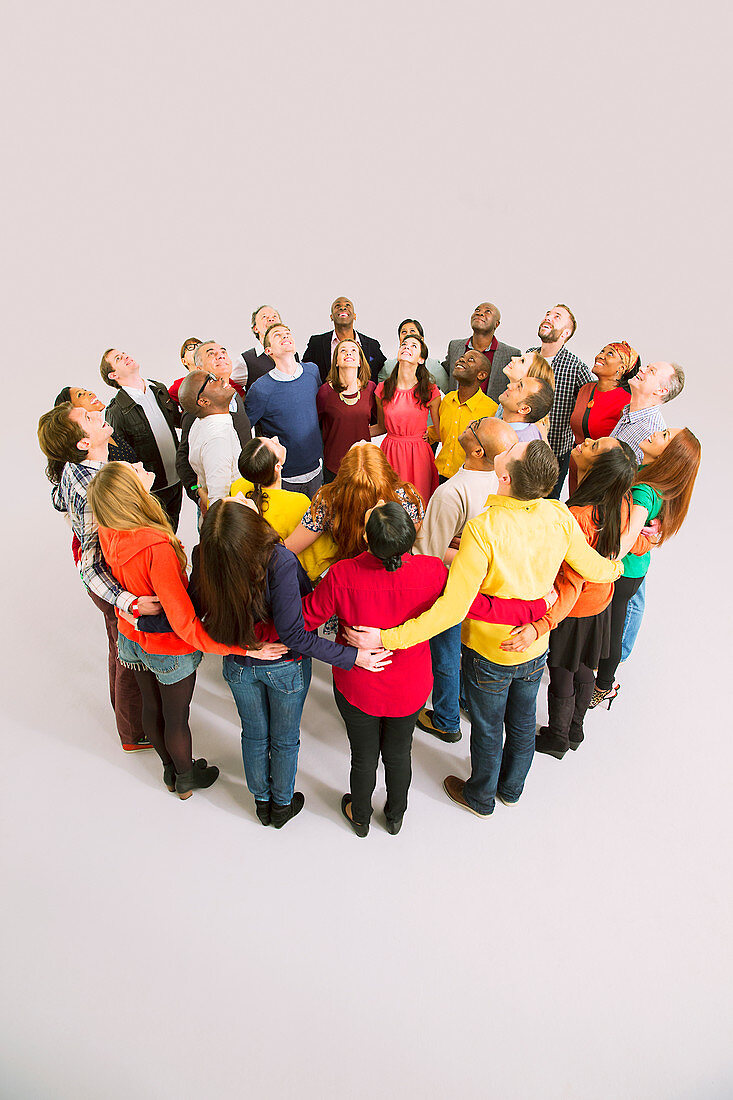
left=303, top=295, right=386, bottom=383
left=415, top=417, right=520, bottom=742
left=444, top=302, right=520, bottom=403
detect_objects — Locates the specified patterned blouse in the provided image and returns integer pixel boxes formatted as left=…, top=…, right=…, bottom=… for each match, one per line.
left=302, top=485, right=424, bottom=534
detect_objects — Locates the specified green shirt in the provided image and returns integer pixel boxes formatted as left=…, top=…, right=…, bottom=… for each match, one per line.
left=622, top=483, right=662, bottom=578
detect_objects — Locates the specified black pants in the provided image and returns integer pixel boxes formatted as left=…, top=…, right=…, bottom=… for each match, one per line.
left=549, top=450, right=571, bottom=501
left=596, top=575, right=644, bottom=690
left=333, top=686, right=421, bottom=826
left=154, top=482, right=183, bottom=532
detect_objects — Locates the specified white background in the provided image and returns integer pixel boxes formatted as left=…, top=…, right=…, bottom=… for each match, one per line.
left=2, top=0, right=732, bottom=1097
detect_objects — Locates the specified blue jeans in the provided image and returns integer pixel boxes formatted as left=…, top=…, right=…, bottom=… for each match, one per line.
left=222, top=656, right=312, bottom=805
left=462, top=646, right=547, bottom=814
left=621, top=578, right=645, bottom=661
left=429, top=623, right=462, bottom=735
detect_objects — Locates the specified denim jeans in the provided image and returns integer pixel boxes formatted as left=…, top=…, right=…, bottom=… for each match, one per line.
left=429, top=623, right=462, bottom=735
left=222, top=656, right=312, bottom=805
left=621, top=577, right=645, bottom=662
left=462, top=646, right=548, bottom=815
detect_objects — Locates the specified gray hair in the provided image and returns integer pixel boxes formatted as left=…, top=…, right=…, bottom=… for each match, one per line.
left=193, top=340, right=216, bottom=368
left=663, top=363, right=685, bottom=403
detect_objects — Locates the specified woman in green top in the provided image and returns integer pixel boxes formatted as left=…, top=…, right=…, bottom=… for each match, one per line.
left=591, top=428, right=701, bottom=708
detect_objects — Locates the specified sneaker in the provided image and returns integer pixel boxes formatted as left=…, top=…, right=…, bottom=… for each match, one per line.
left=416, top=708, right=461, bottom=744
left=496, top=791, right=518, bottom=807
left=443, top=775, right=492, bottom=817
left=122, top=738, right=154, bottom=752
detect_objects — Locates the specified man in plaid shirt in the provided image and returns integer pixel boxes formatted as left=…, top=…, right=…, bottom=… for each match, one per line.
left=39, top=403, right=162, bottom=750
left=528, top=304, right=593, bottom=499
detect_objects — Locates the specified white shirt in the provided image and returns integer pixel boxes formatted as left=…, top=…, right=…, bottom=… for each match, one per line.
left=415, top=466, right=499, bottom=561
left=331, top=330, right=362, bottom=360
left=122, top=379, right=179, bottom=488
left=187, top=414, right=242, bottom=504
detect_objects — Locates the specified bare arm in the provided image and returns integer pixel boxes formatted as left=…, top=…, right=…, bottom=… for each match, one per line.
left=284, top=521, right=320, bottom=555
left=618, top=504, right=650, bottom=560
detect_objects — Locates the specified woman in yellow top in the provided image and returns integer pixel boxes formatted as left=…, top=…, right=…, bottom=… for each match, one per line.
left=230, top=436, right=310, bottom=539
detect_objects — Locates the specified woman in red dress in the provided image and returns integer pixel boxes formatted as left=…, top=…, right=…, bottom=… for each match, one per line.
left=375, top=335, right=441, bottom=506
left=568, top=341, right=640, bottom=492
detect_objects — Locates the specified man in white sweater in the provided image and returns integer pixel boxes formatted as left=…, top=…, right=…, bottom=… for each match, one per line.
left=415, top=417, right=519, bottom=742
left=179, top=370, right=245, bottom=507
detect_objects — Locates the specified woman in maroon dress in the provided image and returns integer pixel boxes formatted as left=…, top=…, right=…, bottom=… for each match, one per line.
left=568, top=341, right=640, bottom=492
left=316, top=339, right=377, bottom=482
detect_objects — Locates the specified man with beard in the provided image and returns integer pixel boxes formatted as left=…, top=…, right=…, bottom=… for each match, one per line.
left=529, top=304, right=593, bottom=498
left=444, top=302, right=520, bottom=404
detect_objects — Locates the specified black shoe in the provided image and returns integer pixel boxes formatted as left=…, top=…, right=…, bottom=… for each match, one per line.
left=255, top=799, right=271, bottom=826
left=384, top=801, right=403, bottom=834
left=270, top=792, right=305, bottom=829
left=163, top=763, right=176, bottom=792
left=175, top=759, right=219, bottom=800
left=416, top=707, right=461, bottom=744
left=341, top=794, right=369, bottom=837
left=535, top=725, right=568, bottom=760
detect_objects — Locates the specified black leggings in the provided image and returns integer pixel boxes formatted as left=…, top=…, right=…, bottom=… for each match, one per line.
left=134, top=670, right=197, bottom=773
left=548, top=663, right=595, bottom=697
left=595, top=575, right=644, bottom=690
left=334, top=687, right=421, bottom=826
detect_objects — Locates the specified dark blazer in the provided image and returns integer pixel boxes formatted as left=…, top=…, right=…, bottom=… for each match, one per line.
left=176, top=393, right=251, bottom=500
left=302, top=331, right=386, bottom=385
left=443, top=338, right=521, bottom=404
left=105, top=381, right=181, bottom=491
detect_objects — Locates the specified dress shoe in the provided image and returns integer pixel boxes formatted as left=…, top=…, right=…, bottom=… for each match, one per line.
left=416, top=708, right=461, bottom=743
left=443, top=775, right=492, bottom=817
left=122, top=738, right=154, bottom=752
left=341, top=794, right=368, bottom=837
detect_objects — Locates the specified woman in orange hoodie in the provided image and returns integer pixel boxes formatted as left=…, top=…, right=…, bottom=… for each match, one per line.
left=88, top=461, right=285, bottom=798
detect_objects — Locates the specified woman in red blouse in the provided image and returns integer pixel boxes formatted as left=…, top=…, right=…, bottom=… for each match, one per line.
left=316, top=339, right=378, bottom=481
left=568, top=341, right=640, bottom=492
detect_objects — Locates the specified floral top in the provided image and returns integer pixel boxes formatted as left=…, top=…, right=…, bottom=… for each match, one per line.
left=302, top=485, right=424, bottom=534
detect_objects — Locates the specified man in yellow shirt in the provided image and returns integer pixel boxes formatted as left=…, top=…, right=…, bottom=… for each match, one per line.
left=345, top=440, right=623, bottom=818
left=430, top=349, right=498, bottom=480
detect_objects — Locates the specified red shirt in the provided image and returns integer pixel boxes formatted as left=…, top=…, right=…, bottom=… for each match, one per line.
left=570, top=383, right=629, bottom=444
left=316, top=381, right=377, bottom=474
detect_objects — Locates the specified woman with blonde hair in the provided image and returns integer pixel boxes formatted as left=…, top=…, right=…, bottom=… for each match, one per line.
left=284, top=441, right=425, bottom=580
left=500, top=351, right=555, bottom=439
left=316, top=339, right=378, bottom=482
left=88, top=461, right=284, bottom=798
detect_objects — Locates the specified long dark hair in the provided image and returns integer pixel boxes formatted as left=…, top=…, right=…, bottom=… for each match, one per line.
left=54, top=386, right=72, bottom=406
left=237, top=437, right=279, bottom=515
left=194, top=499, right=281, bottom=647
left=365, top=502, right=416, bottom=571
left=567, top=441, right=637, bottom=558
left=381, top=336, right=433, bottom=407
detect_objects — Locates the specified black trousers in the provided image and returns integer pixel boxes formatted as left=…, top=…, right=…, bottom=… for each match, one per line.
left=549, top=449, right=571, bottom=501
left=596, top=574, right=644, bottom=689
left=154, top=482, right=183, bottom=532
left=333, top=686, right=421, bottom=825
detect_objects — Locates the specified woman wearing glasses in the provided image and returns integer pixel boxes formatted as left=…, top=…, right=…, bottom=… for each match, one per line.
left=169, top=337, right=203, bottom=407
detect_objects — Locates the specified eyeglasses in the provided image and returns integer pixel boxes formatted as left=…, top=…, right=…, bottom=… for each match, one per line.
left=469, top=417, right=485, bottom=449
left=197, top=373, right=216, bottom=403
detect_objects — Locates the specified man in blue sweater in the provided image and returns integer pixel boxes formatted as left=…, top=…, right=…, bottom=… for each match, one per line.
left=244, top=323, right=324, bottom=498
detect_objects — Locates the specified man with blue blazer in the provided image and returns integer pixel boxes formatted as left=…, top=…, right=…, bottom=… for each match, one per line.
left=443, top=302, right=520, bottom=404
left=303, top=295, right=386, bottom=384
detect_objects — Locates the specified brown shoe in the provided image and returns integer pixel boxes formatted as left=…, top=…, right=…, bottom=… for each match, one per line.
left=443, top=775, right=492, bottom=818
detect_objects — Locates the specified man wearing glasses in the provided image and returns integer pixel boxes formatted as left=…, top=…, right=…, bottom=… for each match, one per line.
left=169, top=337, right=202, bottom=407
left=101, top=348, right=183, bottom=529
left=429, top=348, right=498, bottom=482
left=177, top=363, right=251, bottom=510
left=414, top=417, right=519, bottom=743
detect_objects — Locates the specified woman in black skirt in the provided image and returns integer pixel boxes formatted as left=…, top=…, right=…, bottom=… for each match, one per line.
left=501, top=437, right=638, bottom=758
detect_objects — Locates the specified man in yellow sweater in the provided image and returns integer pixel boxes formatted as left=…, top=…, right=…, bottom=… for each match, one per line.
left=345, top=439, right=623, bottom=817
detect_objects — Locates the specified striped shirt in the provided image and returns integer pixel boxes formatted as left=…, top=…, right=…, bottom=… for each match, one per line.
left=610, top=403, right=667, bottom=463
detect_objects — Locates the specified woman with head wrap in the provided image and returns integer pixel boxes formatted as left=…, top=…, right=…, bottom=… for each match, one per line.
left=568, top=341, right=640, bottom=493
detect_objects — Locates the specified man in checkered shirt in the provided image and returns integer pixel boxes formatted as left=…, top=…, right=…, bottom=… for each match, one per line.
left=527, top=303, right=592, bottom=499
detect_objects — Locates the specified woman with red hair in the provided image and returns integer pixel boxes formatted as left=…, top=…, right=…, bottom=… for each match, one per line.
left=590, top=427, right=701, bottom=708
left=284, top=441, right=424, bottom=580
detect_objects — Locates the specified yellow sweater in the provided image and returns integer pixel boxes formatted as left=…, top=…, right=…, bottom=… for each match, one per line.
left=382, top=494, right=623, bottom=665
left=431, top=389, right=498, bottom=479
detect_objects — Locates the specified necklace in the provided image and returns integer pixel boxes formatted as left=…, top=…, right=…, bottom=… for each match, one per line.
left=338, top=389, right=361, bottom=406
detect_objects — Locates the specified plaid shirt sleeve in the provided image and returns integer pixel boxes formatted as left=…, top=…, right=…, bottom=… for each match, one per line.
left=63, top=464, right=136, bottom=612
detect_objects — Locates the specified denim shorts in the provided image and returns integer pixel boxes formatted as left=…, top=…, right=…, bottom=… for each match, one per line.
left=117, top=633, right=203, bottom=685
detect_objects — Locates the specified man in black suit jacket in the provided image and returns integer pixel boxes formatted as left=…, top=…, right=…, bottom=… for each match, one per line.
left=303, top=295, right=386, bottom=384
left=101, top=348, right=183, bottom=529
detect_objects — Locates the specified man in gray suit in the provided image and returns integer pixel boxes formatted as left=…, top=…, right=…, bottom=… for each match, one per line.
left=443, top=302, right=520, bottom=403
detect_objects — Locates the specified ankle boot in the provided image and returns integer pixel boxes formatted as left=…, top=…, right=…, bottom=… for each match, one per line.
left=535, top=692, right=575, bottom=759
left=163, top=763, right=176, bottom=792
left=270, top=792, right=305, bottom=829
left=175, top=759, right=220, bottom=800
left=569, top=680, right=594, bottom=749
left=255, top=799, right=271, bottom=826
